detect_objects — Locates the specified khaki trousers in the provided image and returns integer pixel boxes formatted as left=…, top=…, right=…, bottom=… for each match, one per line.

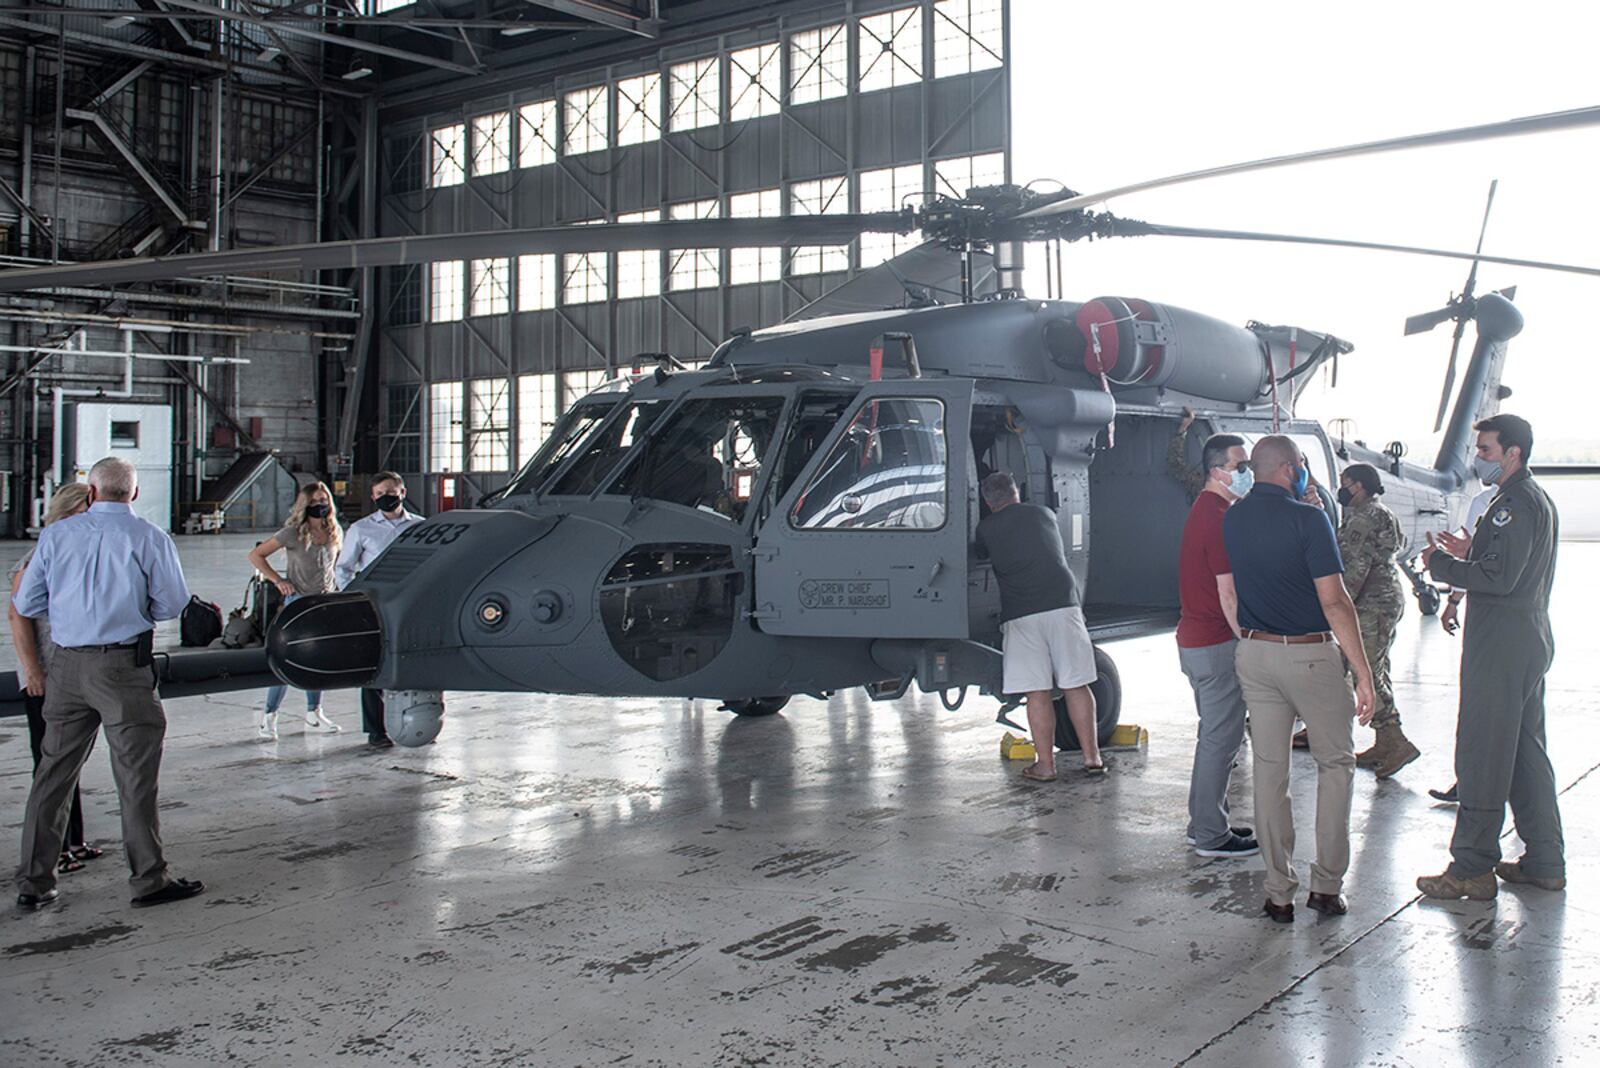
left=1235, top=640, right=1357, bottom=904
left=16, top=646, right=174, bottom=899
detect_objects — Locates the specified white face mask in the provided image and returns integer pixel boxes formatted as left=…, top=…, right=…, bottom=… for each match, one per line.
left=1472, top=455, right=1503, bottom=485
left=1227, top=465, right=1255, bottom=497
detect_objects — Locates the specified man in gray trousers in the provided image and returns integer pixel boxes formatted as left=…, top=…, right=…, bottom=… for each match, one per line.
left=14, top=457, right=203, bottom=910
left=1418, top=414, right=1564, bottom=899
left=1176, top=433, right=1259, bottom=858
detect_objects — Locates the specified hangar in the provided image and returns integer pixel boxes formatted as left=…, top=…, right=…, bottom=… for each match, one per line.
left=2, top=1, right=1597, bottom=1064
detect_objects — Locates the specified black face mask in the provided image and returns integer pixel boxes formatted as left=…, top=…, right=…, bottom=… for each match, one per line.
left=305, top=503, right=332, bottom=519
left=1336, top=487, right=1355, bottom=507
left=375, top=493, right=402, bottom=513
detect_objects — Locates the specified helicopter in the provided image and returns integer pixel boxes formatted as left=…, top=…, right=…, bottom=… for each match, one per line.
left=2, top=106, right=1599, bottom=745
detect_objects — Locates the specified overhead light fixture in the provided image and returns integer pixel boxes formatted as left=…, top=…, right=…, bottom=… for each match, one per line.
left=501, top=25, right=538, bottom=37
left=256, top=46, right=282, bottom=63
left=104, top=15, right=137, bottom=28
left=341, top=66, right=373, bottom=81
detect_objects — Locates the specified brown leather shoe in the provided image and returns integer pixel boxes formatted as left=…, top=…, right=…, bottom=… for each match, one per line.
left=1292, top=729, right=1309, bottom=750
left=1417, top=870, right=1497, bottom=900
left=1307, top=891, right=1348, bottom=916
left=1495, top=861, right=1566, bottom=891
left=1263, top=899, right=1295, bottom=923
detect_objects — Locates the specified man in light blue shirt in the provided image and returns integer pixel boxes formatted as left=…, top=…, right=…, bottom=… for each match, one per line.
left=14, top=457, right=204, bottom=911
left=335, top=471, right=424, bottom=747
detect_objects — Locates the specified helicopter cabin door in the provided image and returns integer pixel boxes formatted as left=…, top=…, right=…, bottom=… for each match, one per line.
left=751, top=379, right=973, bottom=638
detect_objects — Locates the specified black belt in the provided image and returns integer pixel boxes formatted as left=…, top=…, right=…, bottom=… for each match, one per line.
left=63, top=639, right=142, bottom=652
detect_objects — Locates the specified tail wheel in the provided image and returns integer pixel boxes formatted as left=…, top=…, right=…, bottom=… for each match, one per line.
left=722, top=696, right=790, bottom=717
left=1053, top=646, right=1122, bottom=750
left=1417, top=586, right=1442, bottom=616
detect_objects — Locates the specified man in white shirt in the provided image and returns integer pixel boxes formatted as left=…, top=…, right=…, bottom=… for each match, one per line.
left=335, top=472, right=424, bottom=747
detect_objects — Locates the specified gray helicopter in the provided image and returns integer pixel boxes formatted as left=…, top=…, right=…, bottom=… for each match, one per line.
left=2, top=107, right=1598, bottom=744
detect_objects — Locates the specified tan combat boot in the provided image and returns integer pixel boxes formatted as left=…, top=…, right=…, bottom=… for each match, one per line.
left=1417, top=870, right=1498, bottom=900
left=1355, top=732, right=1384, bottom=769
left=1374, top=725, right=1421, bottom=780
left=1495, top=861, right=1566, bottom=891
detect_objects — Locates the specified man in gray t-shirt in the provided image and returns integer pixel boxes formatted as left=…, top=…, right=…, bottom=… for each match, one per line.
left=974, top=473, right=1103, bottom=780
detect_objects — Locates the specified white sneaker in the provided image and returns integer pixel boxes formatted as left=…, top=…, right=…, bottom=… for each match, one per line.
left=257, top=712, right=279, bottom=740
left=304, top=708, right=342, bottom=734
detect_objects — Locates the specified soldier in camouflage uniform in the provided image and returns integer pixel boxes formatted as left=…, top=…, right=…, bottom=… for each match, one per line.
left=1336, top=463, right=1420, bottom=778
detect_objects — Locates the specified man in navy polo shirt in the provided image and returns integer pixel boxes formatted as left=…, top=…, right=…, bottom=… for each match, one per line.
left=1224, top=436, right=1375, bottom=924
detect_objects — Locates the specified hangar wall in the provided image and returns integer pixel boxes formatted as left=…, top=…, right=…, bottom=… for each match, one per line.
left=364, top=0, right=1012, bottom=512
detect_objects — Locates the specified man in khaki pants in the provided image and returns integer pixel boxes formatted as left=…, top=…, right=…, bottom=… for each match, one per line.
left=1223, top=437, right=1375, bottom=923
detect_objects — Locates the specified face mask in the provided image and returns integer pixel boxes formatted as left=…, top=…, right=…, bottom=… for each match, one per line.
left=305, top=503, right=331, bottom=519
left=1291, top=466, right=1310, bottom=499
left=1336, top=486, right=1354, bottom=507
left=1473, top=456, right=1503, bottom=485
left=375, top=493, right=402, bottom=513
left=1227, top=466, right=1254, bottom=497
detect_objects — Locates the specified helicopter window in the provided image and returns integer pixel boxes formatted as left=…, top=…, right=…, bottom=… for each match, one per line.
left=504, top=401, right=618, bottom=497
left=549, top=400, right=666, bottom=497
left=790, top=398, right=947, bottom=531
left=609, top=396, right=786, bottom=522
left=759, top=391, right=856, bottom=525
left=600, top=544, right=738, bottom=682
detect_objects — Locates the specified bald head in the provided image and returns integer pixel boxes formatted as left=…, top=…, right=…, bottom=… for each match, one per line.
left=87, top=456, right=137, bottom=502
left=1250, top=435, right=1302, bottom=490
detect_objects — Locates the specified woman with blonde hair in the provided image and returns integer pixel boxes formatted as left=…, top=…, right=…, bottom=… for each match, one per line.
left=7, top=482, right=102, bottom=872
left=247, top=480, right=343, bottom=738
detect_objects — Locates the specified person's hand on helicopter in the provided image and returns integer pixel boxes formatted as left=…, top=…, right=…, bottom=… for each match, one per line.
left=1178, top=406, right=1197, bottom=433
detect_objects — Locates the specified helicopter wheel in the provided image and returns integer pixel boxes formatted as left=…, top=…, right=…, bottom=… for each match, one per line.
left=1417, top=586, right=1442, bottom=617
left=722, top=696, right=791, bottom=717
left=1054, top=646, right=1122, bottom=751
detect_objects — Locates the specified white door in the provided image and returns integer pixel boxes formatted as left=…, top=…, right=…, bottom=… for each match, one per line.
left=74, top=402, right=173, bottom=530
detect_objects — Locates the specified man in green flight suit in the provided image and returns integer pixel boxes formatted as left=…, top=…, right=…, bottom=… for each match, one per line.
left=1417, top=414, right=1564, bottom=899
left=1337, top=463, right=1420, bottom=778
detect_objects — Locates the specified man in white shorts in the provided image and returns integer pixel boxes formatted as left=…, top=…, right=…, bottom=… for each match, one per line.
left=975, top=473, right=1104, bottom=780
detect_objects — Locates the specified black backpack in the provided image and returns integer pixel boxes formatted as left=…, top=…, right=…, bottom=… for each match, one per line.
left=179, top=596, right=223, bottom=647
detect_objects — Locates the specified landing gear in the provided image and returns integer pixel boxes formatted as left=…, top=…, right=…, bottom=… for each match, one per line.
left=721, top=696, right=790, bottom=717
left=1055, top=646, right=1122, bottom=750
left=1416, top=585, right=1442, bottom=617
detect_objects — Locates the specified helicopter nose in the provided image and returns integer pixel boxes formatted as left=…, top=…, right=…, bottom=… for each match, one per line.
left=267, top=592, right=383, bottom=690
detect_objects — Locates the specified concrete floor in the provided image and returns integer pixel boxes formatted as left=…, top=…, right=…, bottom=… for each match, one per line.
left=2, top=532, right=1597, bottom=1067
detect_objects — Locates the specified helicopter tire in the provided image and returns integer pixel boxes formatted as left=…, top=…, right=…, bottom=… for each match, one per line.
left=1417, top=586, right=1442, bottom=617
left=1054, top=646, right=1122, bottom=751
left=723, top=696, right=791, bottom=717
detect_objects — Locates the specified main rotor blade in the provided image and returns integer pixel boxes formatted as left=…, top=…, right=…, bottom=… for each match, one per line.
left=1460, top=178, right=1499, bottom=301
left=1116, top=221, right=1600, bottom=278
left=1434, top=319, right=1468, bottom=433
left=1404, top=305, right=1457, bottom=335
left=786, top=240, right=994, bottom=321
left=0, top=215, right=911, bottom=294
left=1021, top=105, right=1600, bottom=219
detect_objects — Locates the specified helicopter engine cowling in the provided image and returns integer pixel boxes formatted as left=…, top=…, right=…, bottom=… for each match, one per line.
left=1060, top=296, right=1285, bottom=405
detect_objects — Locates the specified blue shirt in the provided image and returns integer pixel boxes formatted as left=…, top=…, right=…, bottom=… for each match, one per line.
left=1222, top=483, right=1344, bottom=636
left=13, top=501, right=190, bottom=647
left=334, top=508, right=424, bottom=589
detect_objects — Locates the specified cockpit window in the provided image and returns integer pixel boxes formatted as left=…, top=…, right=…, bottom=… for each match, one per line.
left=790, top=397, right=947, bottom=530
left=549, top=400, right=666, bottom=497
left=609, top=396, right=786, bottom=523
left=503, top=400, right=618, bottom=497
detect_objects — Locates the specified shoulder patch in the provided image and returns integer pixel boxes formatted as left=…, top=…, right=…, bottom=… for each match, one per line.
left=1491, top=506, right=1513, bottom=528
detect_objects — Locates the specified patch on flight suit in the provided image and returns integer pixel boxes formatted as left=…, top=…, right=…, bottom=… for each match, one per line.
left=1491, top=506, right=1513, bottom=527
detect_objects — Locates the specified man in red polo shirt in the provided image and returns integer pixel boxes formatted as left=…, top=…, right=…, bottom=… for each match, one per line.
left=1177, top=433, right=1260, bottom=858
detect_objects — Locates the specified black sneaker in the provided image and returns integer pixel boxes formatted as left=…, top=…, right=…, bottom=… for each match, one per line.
left=367, top=735, right=394, bottom=749
left=131, top=877, right=204, bottom=909
left=1186, top=825, right=1253, bottom=846
left=1428, top=783, right=1458, bottom=804
left=16, top=888, right=58, bottom=911
left=1194, top=833, right=1261, bottom=858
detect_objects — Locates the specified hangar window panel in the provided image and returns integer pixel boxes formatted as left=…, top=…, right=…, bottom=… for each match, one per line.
left=859, top=7, right=925, bottom=92
left=563, top=85, right=609, bottom=155
left=430, top=123, right=465, bottom=187
left=517, top=373, right=559, bottom=467
left=728, top=44, right=781, bottom=121
left=518, top=253, right=556, bottom=311
left=933, top=0, right=1004, bottom=77
left=789, top=24, right=849, bottom=105
left=471, top=111, right=511, bottom=175
left=933, top=151, right=1006, bottom=198
left=791, top=398, right=947, bottom=530
left=563, top=252, right=609, bottom=304
left=859, top=164, right=925, bottom=267
left=610, top=396, right=788, bottom=523
left=667, top=58, right=720, bottom=132
left=429, top=260, right=464, bottom=322
left=517, top=100, right=558, bottom=168
left=616, top=209, right=662, bottom=300
left=387, top=264, right=422, bottom=326
left=384, top=385, right=422, bottom=473
left=728, top=188, right=782, bottom=285
left=562, top=369, right=611, bottom=407
left=469, top=378, right=512, bottom=471
left=469, top=258, right=510, bottom=317
left=788, top=176, right=850, bottom=275
left=428, top=381, right=465, bottom=473
left=385, top=132, right=426, bottom=194
left=372, top=0, right=413, bottom=12
left=616, top=73, right=662, bottom=146
left=668, top=199, right=721, bottom=291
